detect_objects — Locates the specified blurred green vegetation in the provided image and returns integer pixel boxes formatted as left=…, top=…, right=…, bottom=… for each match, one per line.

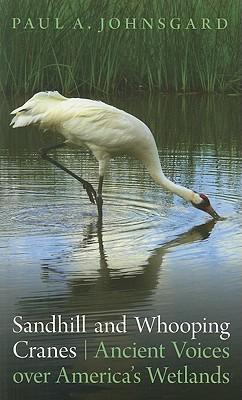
left=0, top=0, right=241, bottom=95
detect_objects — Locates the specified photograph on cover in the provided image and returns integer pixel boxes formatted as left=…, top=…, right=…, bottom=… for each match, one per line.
left=0, top=1, right=241, bottom=400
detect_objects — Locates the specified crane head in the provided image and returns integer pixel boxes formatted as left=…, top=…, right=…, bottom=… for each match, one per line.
left=191, top=193, right=221, bottom=220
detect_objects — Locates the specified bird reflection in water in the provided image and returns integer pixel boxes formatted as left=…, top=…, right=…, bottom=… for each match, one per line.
left=41, top=219, right=217, bottom=299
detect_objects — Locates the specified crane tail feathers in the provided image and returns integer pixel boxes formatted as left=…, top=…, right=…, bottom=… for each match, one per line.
left=10, top=90, right=67, bottom=128
left=10, top=113, right=41, bottom=128
left=10, top=106, right=28, bottom=115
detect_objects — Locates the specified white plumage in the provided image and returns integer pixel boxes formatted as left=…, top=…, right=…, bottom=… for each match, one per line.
left=10, top=91, right=220, bottom=219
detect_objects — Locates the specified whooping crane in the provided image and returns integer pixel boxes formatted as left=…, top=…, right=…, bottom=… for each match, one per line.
left=10, top=91, right=221, bottom=220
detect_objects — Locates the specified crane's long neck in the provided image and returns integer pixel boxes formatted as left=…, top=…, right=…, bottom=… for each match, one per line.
left=144, top=151, right=195, bottom=202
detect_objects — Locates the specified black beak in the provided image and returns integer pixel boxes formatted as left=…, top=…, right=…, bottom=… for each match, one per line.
left=205, top=205, right=222, bottom=220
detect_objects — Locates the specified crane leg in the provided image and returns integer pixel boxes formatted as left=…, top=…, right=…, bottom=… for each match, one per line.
left=97, top=175, right=104, bottom=219
left=39, top=142, right=97, bottom=205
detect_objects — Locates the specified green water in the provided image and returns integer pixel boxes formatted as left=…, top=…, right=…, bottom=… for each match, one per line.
left=0, top=94, right=241, bottom=400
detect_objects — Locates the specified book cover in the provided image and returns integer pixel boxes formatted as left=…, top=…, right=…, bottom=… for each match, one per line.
left=0, top=1, right=241, bottom=400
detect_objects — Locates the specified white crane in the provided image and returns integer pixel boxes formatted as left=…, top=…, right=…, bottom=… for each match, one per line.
left=10, top=91, right=220, bottom=220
